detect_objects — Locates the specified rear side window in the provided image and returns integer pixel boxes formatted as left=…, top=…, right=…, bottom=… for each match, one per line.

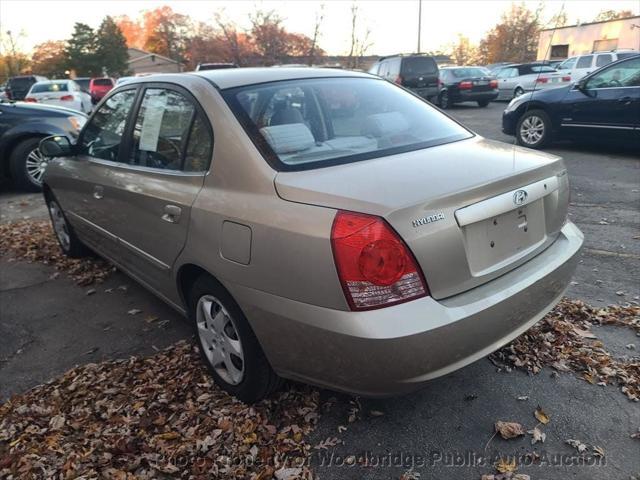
left=596, top=54, right=612, bottom=67
left=224, top=77, right=471, bottom=171
left=401, top=57, right=437, bottom=75
left=81, top=89, right=137, bottom=162
left=577, top=56, right=593, bottom=68
left=558, top=57, right=577, bottom=70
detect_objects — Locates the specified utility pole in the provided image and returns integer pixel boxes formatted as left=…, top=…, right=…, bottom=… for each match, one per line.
left=417, top=0, right=422, bottom=53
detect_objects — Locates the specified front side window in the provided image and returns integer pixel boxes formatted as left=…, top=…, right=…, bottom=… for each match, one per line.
left=586, top=58, right=640, bottom=89
left=224, top=77, right=471, bottom=170
left=81, top=89, right=136, bottom=161
left=576, top=55, right=593, bottom=69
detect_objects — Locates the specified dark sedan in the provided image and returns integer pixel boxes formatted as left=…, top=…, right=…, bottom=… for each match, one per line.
left=502, top=55, right=640, bottom=149
left=0, top=101, right=87, bottom=191
left=436, top=67, right=498, bottom=108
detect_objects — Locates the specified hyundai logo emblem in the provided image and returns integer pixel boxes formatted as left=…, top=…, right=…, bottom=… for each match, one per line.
left=513, top=190, right=528, bottom=205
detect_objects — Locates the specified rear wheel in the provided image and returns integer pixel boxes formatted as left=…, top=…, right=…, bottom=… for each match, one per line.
left=189, top=274, right=283, bottom=403
left=438, top=90, right=452, bottom=109
left=516, top=109, right=551, bottom=149
left=477, top=100, right=490, bottom=107
left=9, top=137, right=47, bottom=192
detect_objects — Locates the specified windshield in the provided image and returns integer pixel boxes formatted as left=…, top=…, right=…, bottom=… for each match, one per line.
left=449, top=67, right=490, bottom=78
left=31, top=82, right=69, bottom=93
left=223, top=77, right=471, bottom=170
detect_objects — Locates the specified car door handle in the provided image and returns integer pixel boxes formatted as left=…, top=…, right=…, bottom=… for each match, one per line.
left=93, top=186, right=104, bottom=199
left=618, top=96, right=633, bottom=104
left=161, top=205, right=182, bottom=223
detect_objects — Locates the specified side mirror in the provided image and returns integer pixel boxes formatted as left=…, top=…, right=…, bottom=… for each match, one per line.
left=39, top=135, right=73, bottom=157
left=576, top=78, right=589, bottom=92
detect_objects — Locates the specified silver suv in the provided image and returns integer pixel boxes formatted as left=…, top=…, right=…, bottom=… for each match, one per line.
left=40, top=68, right=583, bottom=402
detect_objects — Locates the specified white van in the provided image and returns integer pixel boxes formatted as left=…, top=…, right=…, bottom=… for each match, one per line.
left=557, top=50, right=639, bottom=81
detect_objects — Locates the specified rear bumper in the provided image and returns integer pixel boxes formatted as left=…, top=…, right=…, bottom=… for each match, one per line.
left=230, top=222, right=583, bottom=397
left=452, top=90, right=499, bottom=103
left=410, top=86, right=439, bottom=99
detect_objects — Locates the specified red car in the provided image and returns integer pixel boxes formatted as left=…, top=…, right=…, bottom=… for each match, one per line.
left=89, top=77, right=114, bottom=104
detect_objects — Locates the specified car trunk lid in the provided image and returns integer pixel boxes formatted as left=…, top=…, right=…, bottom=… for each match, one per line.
left=275, top=136, right=569, bottom=299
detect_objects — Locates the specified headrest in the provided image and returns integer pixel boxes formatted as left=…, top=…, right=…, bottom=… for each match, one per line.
left=363, top=112, right=410, bottom=137
left=260, top=123, right=315, bottom=154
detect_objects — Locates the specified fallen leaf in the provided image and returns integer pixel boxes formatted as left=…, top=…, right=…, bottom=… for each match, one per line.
left=86, top=288, right=96, bottom=296
left=369, top=410, right=385, bottom=417
left=144, top=315, right=159, bottom=323
left=566, top=438, right=587, bottom=453
left=528, top=427, right=546, bottom=444
left=516, top=395, right=529, bottom=401
left=495, top=421, right=525, bottom=439
left=127, top=309, right=142, bottom=315
left=494, top=457, right=517, bottom=473
left=593, top=446, right=605, bottom=458
left=534, top=407, right=550, bottom=424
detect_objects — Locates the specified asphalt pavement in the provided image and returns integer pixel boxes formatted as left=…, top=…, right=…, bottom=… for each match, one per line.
left=1, top=101, right=638, bottom=479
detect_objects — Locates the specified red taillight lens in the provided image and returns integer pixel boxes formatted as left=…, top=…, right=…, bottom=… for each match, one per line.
left=535, top=77, right=548, bottom=84
left=331, top=211, right=428, bottom=311
left=562, top=76, right=571, bottom=82
left=24, top=97, right=37, bottom=102
left=458, top=81, right=473, bottom=90
left=60, top=95, right=74, bottom=101
left=394, top=75, right=403, bottom=85
left=489, top=79, right=498, bottom=88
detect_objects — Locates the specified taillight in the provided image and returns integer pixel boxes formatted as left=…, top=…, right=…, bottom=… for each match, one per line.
left=458, top=81, right=473, bottom=90
left=331, top=211, right=428, bottom=311
left=60, top=95, right=74, bottom=101
left=24, top=97, right=37, bottom=102
left=489, top=79, right=498, bottom=88
left=562, top=76, right=571, bottom=82
left=535, top=77, right=549, bottom=84
left=394, top=75, right=403, bottom=85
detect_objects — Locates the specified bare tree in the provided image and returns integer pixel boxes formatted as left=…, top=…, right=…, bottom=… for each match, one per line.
left=0, top=30, right=30, bottom=77
left=214, top=12, right=248, bottom=66
left=307, top=4, right=325, bottom=66
left=347, top=3, right=373, bottom=69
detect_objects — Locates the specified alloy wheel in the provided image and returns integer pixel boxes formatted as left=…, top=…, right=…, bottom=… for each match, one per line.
left=48, top=200, right=71, bottom=251
left=25, top=147, right=47, bottom=186
left=519, top=115, right=545, bottom=145
left=196, top=295, right=245, bottom=385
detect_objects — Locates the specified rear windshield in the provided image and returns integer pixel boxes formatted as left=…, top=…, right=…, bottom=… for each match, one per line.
left=31, top=82, right=69, bottom=93
left=75, top=79, right=90, bottom=90
left=530, top=66, right=557, bottom=73
left=223, top=77, right=471, bottom=171
left=93, top=78, right=113, bottom=86
left=401, top=57, right=438, bottom=75
left=448, top=67, right=490, bottom=78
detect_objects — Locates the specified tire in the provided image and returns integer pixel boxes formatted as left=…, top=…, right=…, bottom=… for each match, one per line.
left=514, top=87, right=525, bottom=98
left=516, top=109, right=552, bottom=149
left=438, top=90, right=452, bottom=109
left=477, top=100, right=490, bottom=107
left=44, top=193, right=89, bottom=258
left=189, top=274, right=283, bottom=403
left=9, top=137, right=47, bottom=192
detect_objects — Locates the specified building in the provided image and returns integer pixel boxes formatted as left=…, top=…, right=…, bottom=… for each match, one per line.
left=537, top=16, right=640, bottom=60
left=127, top=48, right=183, bottom=75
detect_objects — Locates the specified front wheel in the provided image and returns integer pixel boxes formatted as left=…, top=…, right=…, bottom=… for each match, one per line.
left=516, top=109, right=551, bottom=149
left=45, top=194, right=89, bottom=258
left=477, top=100, right=490, bottom=107
left=189, top=275, right=283, bottom=403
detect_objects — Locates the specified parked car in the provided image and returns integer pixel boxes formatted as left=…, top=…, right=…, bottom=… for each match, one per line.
left=89, top=77, right=114, bottom=103
left=4, top=75, right=48, bottom=101
left=73, top=77, right=92, bottom=94
left=25, top=80, right=93, bottom=114
left=196, top=63, right=239, bottom=71
left=0, top=100, right=86, bottom=191
left=436, top=66, right=498, bottom=108
left=494, top=63, right=571, bottom=100
left=502, top=55, right=640, bottom=149
left=369, top=54, right=440, bottom=100
left=40, top=68, right=583, bottom=402
left=485, top=62, right=512, bottom=73
left=555, top=50, right=639, bottom=81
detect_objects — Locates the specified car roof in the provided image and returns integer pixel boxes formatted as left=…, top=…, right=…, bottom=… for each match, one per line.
left=33, top=79, right=72, bottom=84
left=190, top=67, right=373, bottom=89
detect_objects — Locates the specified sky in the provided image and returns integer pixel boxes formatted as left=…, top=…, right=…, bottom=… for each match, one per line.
left=1, top=0, right=639, bottom=56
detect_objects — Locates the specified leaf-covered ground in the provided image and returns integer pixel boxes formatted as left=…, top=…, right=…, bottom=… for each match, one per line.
left=0, top=342, right=319, bottom=480
left=0, top=220, right=114, bottom=285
